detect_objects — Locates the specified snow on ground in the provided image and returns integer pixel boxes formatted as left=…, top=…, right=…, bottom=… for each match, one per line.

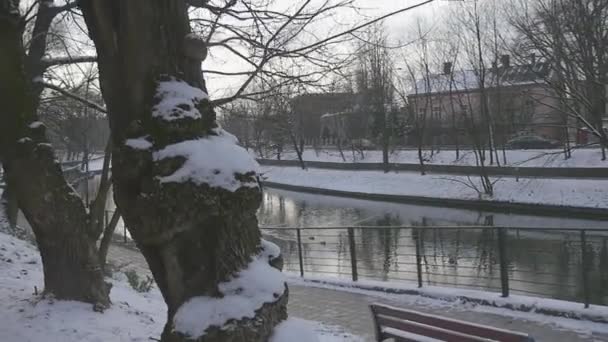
left=263, top=148, right=607, bottom=168
left=271, top=318, right=364, bottom=342
left=0, top=226, right=359, bottom=342
left=262, top=166, right=608, bottom=209
left=0, top=228, right=164, bottom=342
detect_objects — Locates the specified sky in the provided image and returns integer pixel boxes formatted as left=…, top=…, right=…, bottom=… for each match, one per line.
left=203, top=0, right=453, bottom=99
left=40, top=0, right=455, bottom=101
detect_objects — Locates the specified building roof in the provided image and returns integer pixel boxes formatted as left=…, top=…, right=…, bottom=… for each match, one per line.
left=410, top=62, right=551, bottom=96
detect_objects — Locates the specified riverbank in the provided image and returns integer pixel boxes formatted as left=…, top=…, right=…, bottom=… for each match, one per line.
left=265, top=148, right=607, bottom=168
left=261, top=166, right=608, bottom=218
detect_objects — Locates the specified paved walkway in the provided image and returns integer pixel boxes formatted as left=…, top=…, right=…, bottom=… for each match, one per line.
left=108, top=243, right=608, bottom=342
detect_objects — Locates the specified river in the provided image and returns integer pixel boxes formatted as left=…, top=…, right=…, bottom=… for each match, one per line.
left=259, top=188, right=608, bottom=306
left=78, top=177, right=608, bottom=306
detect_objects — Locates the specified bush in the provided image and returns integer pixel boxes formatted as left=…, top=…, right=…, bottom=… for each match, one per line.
left=124, top=270, right=154, bottom=293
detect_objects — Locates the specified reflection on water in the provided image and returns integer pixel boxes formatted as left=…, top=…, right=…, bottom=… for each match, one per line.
left=260, top=188, right=608, bottom=305
left=75, top=176, right=608, bottom=305
left=258, top=188, right=607, bottom=229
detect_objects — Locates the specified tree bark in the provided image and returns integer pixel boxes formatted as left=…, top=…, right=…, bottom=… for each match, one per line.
left=0, top=1, right=110, bottom=307
left=79, top=1, right=287, bottom=340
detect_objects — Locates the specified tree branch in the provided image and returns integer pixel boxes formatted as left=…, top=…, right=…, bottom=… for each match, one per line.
left=39, top=81, right=107, bottom=113
left=41, top=55, right=97, bottom=67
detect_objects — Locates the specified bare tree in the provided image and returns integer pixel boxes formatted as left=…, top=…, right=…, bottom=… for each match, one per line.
left=508, top=0, right=608, bottom=160
left=455, top=0, right=498, bottom=166
left=79, top=1, right=291, bottom=340
left=355, top=23, right=395, bottom=172
left=0, top=0, right=110, bottom=306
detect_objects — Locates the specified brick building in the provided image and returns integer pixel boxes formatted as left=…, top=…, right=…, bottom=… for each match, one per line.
left=407, top=56, right=564, bottom=146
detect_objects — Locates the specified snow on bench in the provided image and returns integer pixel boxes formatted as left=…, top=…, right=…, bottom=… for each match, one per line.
left=382, top=327, right=443, bottom=342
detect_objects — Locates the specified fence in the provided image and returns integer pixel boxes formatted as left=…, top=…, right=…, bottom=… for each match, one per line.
left=261, top=226, right=608, bottom=308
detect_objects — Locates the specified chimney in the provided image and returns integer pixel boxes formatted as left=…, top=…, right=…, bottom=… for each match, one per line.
left=443, top=62, right=452, bottom=75
left=501, top=54, right=510, bottom=68
left=530, top=53, right=536, bottom=65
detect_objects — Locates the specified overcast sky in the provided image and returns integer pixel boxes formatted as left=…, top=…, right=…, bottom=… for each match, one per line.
left=204, top=0, right=453, bottom=99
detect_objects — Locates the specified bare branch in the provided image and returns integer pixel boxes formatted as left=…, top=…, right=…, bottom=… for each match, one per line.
left=40, top=55, right=97, bottom=67
left=39, top=81, right=107, bottom=113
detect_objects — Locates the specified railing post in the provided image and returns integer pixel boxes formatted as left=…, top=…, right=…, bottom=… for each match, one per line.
left=580, top=230, right=590, bottom=308
left=348, top=227, right=358, bottom=282
left=497, top=227, right=509, bottom=298
left=414, top=228, right=423, bottom=288
left=296, top=228, right=304, bottom=277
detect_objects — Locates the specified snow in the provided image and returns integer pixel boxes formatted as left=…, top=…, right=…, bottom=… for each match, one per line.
left=271, top=318, right=364, bottom=342
left=271, top=318, right=320, bottom=342
left=261, top=238, right=281, bottom=259
left=153, top=129, right=259, bottom=191
left=412, top=63, right=549, bottom=94
left=152, top=78, right=208, bottom=121
left=0, top=227, right=165, bottom=341
left=125, top=137, right=152, bottom=150
left=17, top=137, right=32, bottom=143
left=382, top=327, right=443, bottom=342
left=262, top=148, right=608, bottom=168
left=0, top=222, right=358, bottom=341
left=172, top=249, right=286, bottom=338
left=262, top=166, right=608, bottom=209
left=28, top=121, right=44, bottom=129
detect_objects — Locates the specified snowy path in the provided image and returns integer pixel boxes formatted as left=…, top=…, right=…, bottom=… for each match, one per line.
left=107, top=242, right=608, bottom=342
left=269, top=149, right=608, bottom=168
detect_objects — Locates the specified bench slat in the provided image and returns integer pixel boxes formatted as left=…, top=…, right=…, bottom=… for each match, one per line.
left=372, top=304, right=533, bottom=342
left=378, top=315, right=496, bottom=342
left=382, top=327, right=445, bottom=342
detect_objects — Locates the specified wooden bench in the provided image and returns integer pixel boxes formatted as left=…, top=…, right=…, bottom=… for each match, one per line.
left=370, top=303, right=535, bottom=342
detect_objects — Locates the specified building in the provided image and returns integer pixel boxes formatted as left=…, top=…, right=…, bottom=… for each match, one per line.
left=407, top=56, right=564, bottom=146
left=291, top=92, right=356, bottom=144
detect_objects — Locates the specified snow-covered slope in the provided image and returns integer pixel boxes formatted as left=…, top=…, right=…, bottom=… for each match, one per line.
left=0, top=216, right=360, bottom=342
left=262, top=166, right=608, bottom=209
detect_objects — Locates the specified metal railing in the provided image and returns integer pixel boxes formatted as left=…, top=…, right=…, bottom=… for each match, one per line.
left=261, top=226, right=608, bottom=308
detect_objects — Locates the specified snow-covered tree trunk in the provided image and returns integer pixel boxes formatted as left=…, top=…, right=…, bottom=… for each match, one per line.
left=0, top=0, right=110, bottom=307
left=79, top=1, right=288, bottom=341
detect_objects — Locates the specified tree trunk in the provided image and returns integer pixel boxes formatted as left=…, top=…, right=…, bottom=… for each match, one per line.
left=1, top=173, right=19, bottom=229
left=80, top=1, right=288, bottom=340
left=290, top=132, right=307, bottom=170
left=98, top=209, right=121, bottom=269
left=0, top=0, right=110, bottom=307
left=382, top=114, right=390, bottom=173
